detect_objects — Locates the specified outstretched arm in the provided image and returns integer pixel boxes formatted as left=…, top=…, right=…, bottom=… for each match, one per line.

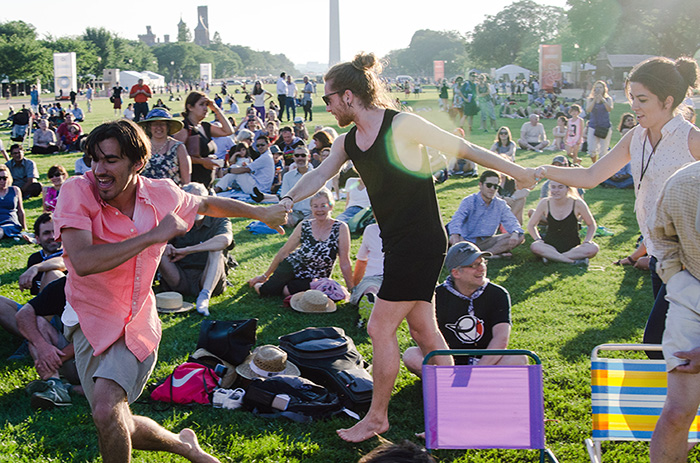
left=536, top=129, right=633, bottom=188
left=394, top=112, right=537, bottom=189
left=198, top=196, right=287, bottom=233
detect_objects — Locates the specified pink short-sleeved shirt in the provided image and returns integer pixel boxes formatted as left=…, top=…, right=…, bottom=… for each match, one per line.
left=53, top=171, right=199, bottom=361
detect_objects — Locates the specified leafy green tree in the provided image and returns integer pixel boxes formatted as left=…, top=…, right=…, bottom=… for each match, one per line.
left=113, top=38, right=157, bottom=71
left=177, top=20, right=192, bottom=43
left=82, top=27, right=115, bottom=71
left=0, top=21, right=51, bottom=82
left=466, top=0, right=568, bottom=69
left=384, top=29, right=468, bottom=78
left=0, top=20, right=38, bottom=40
left=567, top=0, right=700, bottom=61
left=207, top=43, right=243, bottom=78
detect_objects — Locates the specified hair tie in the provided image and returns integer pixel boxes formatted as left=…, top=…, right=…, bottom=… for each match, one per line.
left=351, top=61, right=365, bottom=72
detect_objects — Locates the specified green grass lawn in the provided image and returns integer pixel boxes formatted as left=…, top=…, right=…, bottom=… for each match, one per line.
left=0, top=89, right=689, bottom=462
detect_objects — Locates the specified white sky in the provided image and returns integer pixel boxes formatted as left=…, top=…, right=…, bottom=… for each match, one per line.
left=1, top=0, right=568, bottom=66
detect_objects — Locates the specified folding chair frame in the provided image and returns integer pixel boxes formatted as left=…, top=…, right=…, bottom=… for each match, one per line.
left=585, top=343, right=676, bottom=463
left=423, top=349, right=558, bottom=463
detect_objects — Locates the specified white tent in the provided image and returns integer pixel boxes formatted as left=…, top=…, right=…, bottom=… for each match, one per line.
left=494, top=64, right=533, bottom=82
left=118, top=70, right=165, bottom=93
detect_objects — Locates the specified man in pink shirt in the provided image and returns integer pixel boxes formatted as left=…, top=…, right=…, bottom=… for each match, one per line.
left=53, top=120, right=286, bottom=463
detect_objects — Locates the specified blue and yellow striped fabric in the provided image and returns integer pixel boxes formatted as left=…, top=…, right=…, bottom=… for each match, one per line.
left=591, top=358, right=700, bottom=441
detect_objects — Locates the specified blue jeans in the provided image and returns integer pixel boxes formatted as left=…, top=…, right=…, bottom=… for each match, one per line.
left=335, top=205, right=364, bottom=223
left=643, top=256, right=668, bottom=359
left=286, top=97, right=296, bottom=120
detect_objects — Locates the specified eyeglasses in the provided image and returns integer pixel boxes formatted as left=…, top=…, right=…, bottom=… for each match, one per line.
left=49, top=172, right=64, bottom=178
left=255, top=144, right=267, bottom=149
left=0, top=176, right=7, bottom=180
left=322, top=91, right=341, bottom=105
left=462, top=259, right=488, bottom=269
left=483, top=182, right=501, bottom=190
left=293, top=153, right=308, bottom=158
left=499, top=132, right=508, bottom=135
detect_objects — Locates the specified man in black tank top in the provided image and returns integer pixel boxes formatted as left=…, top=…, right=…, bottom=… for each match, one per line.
left=279, top=53, right=537, bottom=443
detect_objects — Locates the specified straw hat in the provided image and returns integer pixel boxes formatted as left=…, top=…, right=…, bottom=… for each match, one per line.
left=155, top=292, right=194, bottom=314
left=191, top=348, right=237, bottom=388
left=235, top=345, right=300, bottom=379
left=289, top=290, right=337, bottom=313
left=137, top=108, right=184, bottom=135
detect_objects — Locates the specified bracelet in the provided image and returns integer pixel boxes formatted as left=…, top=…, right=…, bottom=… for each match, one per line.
left=533, top=238, right=543, bottom=242
left=627, top=256, right=637, bottom=264
left=280, top=195, right=294, bottom=203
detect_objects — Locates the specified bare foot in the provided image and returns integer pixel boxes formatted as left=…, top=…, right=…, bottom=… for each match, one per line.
left=415, top=432, right=425, bottom=439
left=337, top=417, right=389, bottom=443
left=179, top=428, right=220, bottom=463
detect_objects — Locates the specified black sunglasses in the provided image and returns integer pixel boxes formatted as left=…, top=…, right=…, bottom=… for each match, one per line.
left=255, top=143, right=267, bottom=148
left=293, top=153, right=308, bottom=158
left=322, top=90, right=341, bottom=105
left=484, top=182, right=501, bottom=190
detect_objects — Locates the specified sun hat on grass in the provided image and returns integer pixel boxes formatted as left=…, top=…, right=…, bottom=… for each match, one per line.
left=235, top=345, right=300, bottom=379
left=289, top=289, right=337, bottom=313
left=155, top=292, right=194, bottom=314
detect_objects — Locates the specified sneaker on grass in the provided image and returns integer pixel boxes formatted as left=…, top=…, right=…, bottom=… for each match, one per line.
left=25, top=379, right=50, bottom=396
left=30, top=379, right=71, bottom=410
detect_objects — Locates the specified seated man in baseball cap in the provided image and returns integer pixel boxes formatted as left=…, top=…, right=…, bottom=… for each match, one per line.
left=403, top=241, right=527, bottom=375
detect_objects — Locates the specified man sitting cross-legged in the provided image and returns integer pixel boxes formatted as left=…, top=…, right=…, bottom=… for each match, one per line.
left=158, top=183, right=235, bottom=316
left=447, top=170, right=525, bottom=257
left=403, top=241, right=527, bottom=375
left=517, top=114, right=550, bottom=152
left=15, top=277, right=84, bottom=409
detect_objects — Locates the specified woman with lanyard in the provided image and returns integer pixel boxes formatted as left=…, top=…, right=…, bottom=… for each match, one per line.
left=535, top=56, right=700, bottom=354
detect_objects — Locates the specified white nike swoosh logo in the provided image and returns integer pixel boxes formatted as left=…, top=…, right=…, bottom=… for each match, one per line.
left=172, top=368, right=203, bottom=388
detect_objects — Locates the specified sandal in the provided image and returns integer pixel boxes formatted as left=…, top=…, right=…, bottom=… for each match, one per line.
left=613, top=256, right=635, bottom=266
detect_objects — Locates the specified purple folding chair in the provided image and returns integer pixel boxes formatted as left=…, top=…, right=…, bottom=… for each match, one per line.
left=422, top=349, right=558, bottom=462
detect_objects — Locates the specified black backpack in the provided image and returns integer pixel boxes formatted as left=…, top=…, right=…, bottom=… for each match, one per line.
left=279, top=327, right=373, bottom=414
left=243, top=375, right=343, bottom=422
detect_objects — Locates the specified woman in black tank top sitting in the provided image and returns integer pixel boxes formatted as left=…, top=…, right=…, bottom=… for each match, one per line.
left=528, top=180, right=599, bottom=265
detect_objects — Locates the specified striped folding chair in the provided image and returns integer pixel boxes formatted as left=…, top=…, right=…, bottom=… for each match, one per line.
left=586, top=343, right=700, bottom=463
left=422, top=349, right=558, bottom=462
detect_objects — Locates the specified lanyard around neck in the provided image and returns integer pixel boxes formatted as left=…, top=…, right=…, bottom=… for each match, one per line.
left=638, top=133, right=662, bottom=191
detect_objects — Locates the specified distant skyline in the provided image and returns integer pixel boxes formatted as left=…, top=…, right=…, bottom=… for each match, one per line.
left=1, top=0, right=568, bottom=66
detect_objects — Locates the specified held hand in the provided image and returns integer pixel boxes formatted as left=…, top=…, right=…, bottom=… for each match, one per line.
left=152, top=212, right=189, bottom=243
left=18, top=266, right=39, bottom=290
left=515, top=168, right=538, bottom=190
left=260, top=204, right=288, bottom=234
left=534, top=166, right=548, bottom=181
left=279, top=197, right=294, bottom=213
left=673, top=347, right=700, bottom=374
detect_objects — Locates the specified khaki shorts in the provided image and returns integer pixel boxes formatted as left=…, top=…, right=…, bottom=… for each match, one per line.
left=475, top=234, right=510, bottom=252
left=66, top=324, right=157, bottom=406
left=662, top=270, right=700, bottom=372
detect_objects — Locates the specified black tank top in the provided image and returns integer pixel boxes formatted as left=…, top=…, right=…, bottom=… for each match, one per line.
left=544, top=199, right=580, bottom=253
left=344, top=109, right=446, bottom=254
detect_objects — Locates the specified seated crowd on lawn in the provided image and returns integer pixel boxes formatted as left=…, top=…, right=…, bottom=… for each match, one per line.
left=1, top=56, right=698, bottom=461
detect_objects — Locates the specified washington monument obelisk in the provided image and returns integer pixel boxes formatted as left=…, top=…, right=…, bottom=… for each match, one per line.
left=329, top=0, right=340, bottom=67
